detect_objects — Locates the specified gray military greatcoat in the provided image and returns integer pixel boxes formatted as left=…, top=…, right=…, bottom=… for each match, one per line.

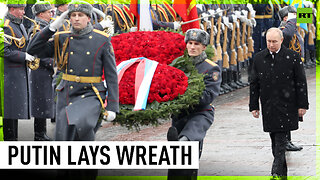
left=27, top=23, right=119, bottom=140
left=3, top=13, right=30, bottom=120
left=28, top=17, right=55, bottom=119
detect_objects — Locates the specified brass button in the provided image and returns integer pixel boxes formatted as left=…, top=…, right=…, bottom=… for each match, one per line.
left=86, top=52, right=90, bottom=55
left=85, top=69, right=88, bottom=72
left=75, top=76, right=81, bottom=83
left=81, top=95, right=85, bottom=98
left=84, top=86, right=87, bottom=89
left=70, top=86, right=73, bottom=89
left=69, top=69, right=73, bottom=73
left=70, top=52, right=73, bottom=55
left=70, top=37, right=73, bottom=40
left=89, top=36, right=92, bottom=39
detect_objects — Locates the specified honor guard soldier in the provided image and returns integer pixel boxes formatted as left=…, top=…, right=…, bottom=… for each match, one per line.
left=28, top=0, right=54, bottom=141
left=3, top=0, right=35, bottom=141
left=27, top=0, right=119, bottom=141
left=279, top=5, right=305, bottom=152
left=167, top=29, right=222, bottom=179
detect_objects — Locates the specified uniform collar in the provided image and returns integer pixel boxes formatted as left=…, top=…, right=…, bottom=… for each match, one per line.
left=5, top=12, right=23, bottom=24
left=70, top=23, right=93, bottom=36
left=189, top=51, right=207, bottom=65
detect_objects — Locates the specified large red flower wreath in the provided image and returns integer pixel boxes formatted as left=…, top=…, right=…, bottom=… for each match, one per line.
left=111, top=31, right=186, bottom=65
left=119, top=62, right=188, bottom=105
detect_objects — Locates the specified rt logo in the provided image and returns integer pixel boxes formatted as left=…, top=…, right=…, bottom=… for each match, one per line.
left=297, top=8, right=313, bottom=23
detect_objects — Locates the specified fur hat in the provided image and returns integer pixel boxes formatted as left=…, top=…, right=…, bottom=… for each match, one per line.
left=279, top=6, right=289, bottom=21
left=32, top=1, right=52, bottom=15
left=185, top=28, right=210, bottom=46
left=6, top=0, right=27, bottom=8
left=68, top=0, right=93, bottom=18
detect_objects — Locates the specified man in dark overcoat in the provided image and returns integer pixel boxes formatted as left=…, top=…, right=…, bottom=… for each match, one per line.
left=249, top=27, right=309, bottom=177
left=167, top=28, right=222, bottom=179
left=3, top=0, right=36, bottom=141
left=28, top=0, right=54, bottom=141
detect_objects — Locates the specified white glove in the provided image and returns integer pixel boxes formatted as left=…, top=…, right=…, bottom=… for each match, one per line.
left=287, top=12, right=296, bottom=20
left=247, top=4, right=254, bottom=12
left=206, top=21, right=211, bottom=30
left=231, top=14, right=237, bottom=23
left=103, top=111, right=116, bottom=122
left=239, top=15, right=246, bottom=23
left=213, top=26, right=217, bottom=35
left=208, top=9, right=215, bottom=16
left=201, top=13, right=210, bottom=22
left=173, top=21, right=181, bottom=30
left=25, top=53, right=35, bottom=62
left=246, top=19, right=252, bottom=27
left=235, top=21, right=240, bottom=29
left=250, top=10, right=256, bottom=18
left=49, top=10, right=69, bottom=32
left=100, top=18, right=113, bottom=29
left=241, top=10, right=248, bottom=17
left=216, top=8, right=223, bottom=16
left=200, top=23, right=204, bottom=30
left=130, top=27, right=137, bottom=32
left=250, top=18, right=256, bottom=27
left=221, top=23, right=225, bottom=31
left=222, top=16, right=229, bottom=24
left=234, top=11, right=241, bottom=18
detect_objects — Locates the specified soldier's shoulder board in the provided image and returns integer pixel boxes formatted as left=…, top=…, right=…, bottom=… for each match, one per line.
left=93, top=29, right=110, bottom=38
left=205, top=59, right=218, bottom=67
left=4, top=19, right=10, bottom=27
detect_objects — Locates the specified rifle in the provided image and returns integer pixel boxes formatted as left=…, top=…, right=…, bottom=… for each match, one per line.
left=209, top=17, right=218, bottom=62
left=241, top=17, right=248, bottom=60
left=236, top=19, right=244, bottom=62
left=215, top=16, right=223, bottom=61
left=247, top=11, right=254, bottom=58
left=222, top=22, right=229, bottom=69
left=230, top=21, right=237, bottom=66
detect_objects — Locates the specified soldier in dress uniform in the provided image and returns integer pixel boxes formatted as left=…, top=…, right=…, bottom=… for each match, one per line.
left=3, top=0, right=36, bottom=141
left=167, top=29, right=222, bottom=179
left=27, top=1, right=119, bottom=177
left=278, top=5, right=305, bottom=152
left=27, top=0, right=119, bottom=141
left=27, top=0, right=54, bottom=141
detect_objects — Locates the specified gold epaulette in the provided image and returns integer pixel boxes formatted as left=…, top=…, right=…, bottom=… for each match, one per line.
left=93, top=29, right=110, bottom=38
left=205, top=59, right=218, bottom=67
left=4, top=19, right=10, bottom=27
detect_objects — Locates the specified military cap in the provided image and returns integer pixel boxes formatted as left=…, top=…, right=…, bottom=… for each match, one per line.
left=32, top=0, right=52, bottom=15
left=185, top=28, right=209, bottom=46
left=279, top=6, right=288, bottom=20
left=6, top=0, right=27, bottom=8
left=68, top=0, right=93, bottom=18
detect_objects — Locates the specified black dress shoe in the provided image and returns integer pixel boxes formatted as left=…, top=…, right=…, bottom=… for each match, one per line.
left=34, top=133, right=52, bottom=141
left=286, top=141, right=303, bottom=151
left=167, top=127, right=179, bottom=141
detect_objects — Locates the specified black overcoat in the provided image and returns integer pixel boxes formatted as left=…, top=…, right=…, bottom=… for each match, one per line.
left=249, top=45, right=309, bottom=132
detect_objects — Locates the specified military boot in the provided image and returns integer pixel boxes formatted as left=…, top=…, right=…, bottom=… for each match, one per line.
left=227, top=70, right=239, bottom=89
left=34, top=118, right=52, bottom=141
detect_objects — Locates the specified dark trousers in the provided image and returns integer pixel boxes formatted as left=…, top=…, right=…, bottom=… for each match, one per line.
left=269, top=132, right=287, bottom=176
left=286, top=131, right=291, bottom=142
left=3, top=119, right=18, bottom=141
